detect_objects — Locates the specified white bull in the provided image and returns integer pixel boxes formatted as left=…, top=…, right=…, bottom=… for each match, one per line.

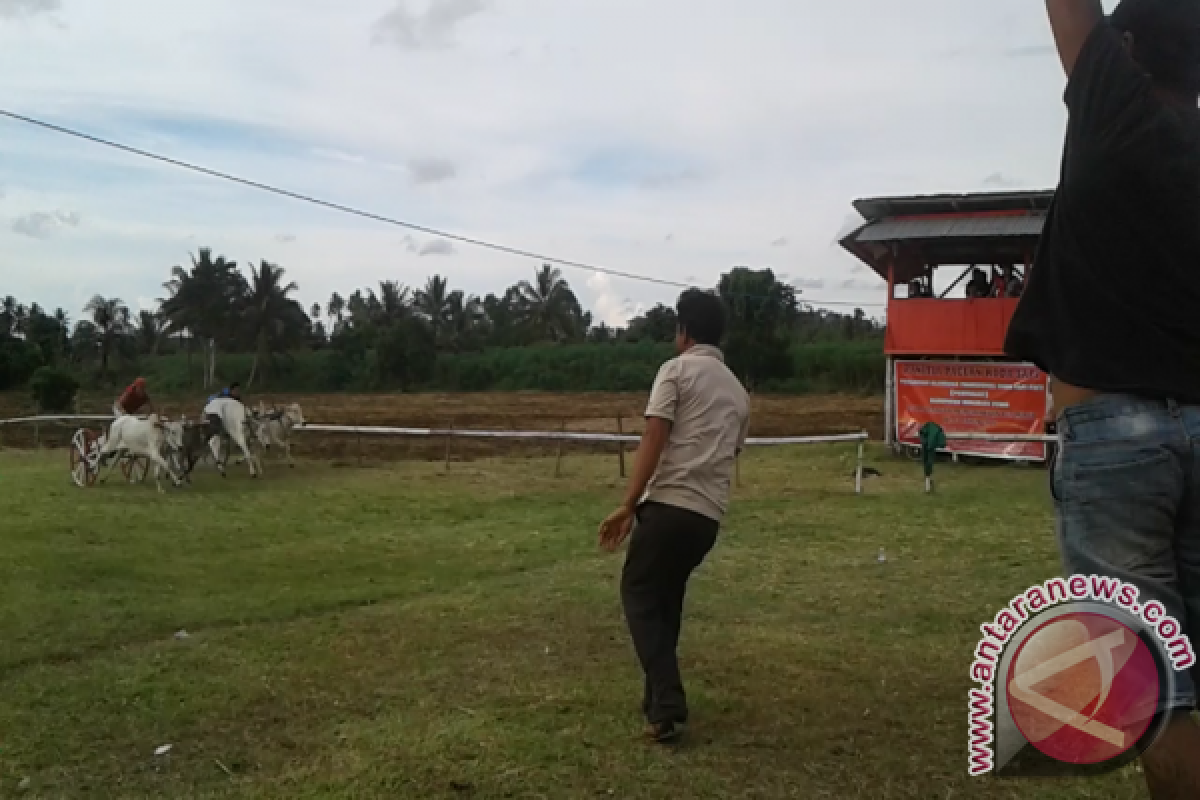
left=99, top=414, right=183, bottom=493
left=253, top=403, right=305, bottom=468
left=204, top=397, right=260, bottom=478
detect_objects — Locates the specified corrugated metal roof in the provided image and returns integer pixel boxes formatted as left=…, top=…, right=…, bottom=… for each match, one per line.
left=853, top=190, right=1054, bottom=222
left=851, top=214, right=1046, bottom=244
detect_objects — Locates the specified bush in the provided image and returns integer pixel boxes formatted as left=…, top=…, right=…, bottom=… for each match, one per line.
left=0, top=338, right=43, bottom=390
left=30, top=367, right=79, bottom=412
left=377, top=320, right=436, bottom=390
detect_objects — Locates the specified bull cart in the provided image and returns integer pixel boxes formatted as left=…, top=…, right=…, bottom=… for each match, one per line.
left=69, top=428, right=152, bottom=488
left=68, top=424, right=189, bottom=489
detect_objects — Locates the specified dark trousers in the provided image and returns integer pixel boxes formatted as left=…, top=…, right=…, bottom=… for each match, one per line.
left=620, top=502, right=718, bottom=725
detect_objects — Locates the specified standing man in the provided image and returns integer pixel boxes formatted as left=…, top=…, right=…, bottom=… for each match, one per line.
left=598, top=289, right=750, bottom=743
left=1006, top=1, right=1200, bottom=795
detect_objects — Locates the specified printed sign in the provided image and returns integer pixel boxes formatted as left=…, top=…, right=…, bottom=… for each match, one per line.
left=895, top=361, right=1048, bottom=460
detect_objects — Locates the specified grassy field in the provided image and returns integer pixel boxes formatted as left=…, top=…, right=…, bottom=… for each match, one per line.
left=0, top=445, right=1149, bottom=799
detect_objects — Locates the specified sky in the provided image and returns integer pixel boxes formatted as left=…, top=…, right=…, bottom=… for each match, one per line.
left=0, top=0, right=1095, bottom=327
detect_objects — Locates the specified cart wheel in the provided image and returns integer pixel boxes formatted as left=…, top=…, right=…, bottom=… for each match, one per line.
left=122, top=456, right=149, bottom=484
left=70, top=429, right=98, bottom=488
left=904, top=444, right=922, bottom=462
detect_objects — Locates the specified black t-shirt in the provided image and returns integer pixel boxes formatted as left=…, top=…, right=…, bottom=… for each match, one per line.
left=1005, top=23, right=1200, bottom=402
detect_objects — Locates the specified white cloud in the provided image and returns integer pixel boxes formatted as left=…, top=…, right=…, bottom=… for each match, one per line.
left=771, top=237, right=789, bottom=247
left=12, top=209, right=80, bottom=238
left=419, top=238, right=456, bottom=256
left=0, top=0, right=59, bottom=19
left=638, top=168, right=704, bottom=190
left=793, top=277, right=826, bottom=290
left=373, top=0, right=487, bottom=50
left=0, top=0, right=1069, bottom=317
left=408, top=157, right=457, bottom=185
left=587, top=272, right=633, bottom=327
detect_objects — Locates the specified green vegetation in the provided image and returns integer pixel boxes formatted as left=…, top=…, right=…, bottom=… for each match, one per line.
left=0, top=447, right=1145, bottom=798
left=28, top=366, right=79, bottom=412
left=3, top=253, right=884, bottom=398
left=59, top=340, right=883, bottom=395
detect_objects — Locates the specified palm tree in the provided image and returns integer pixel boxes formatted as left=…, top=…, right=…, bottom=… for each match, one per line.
left=378, top=281, right=411, bottom=321
left=346, top=290, right=369, bottom=325
left=1, top=296, right=19, bottom=337
left=446, top=291, right=486, bottom=350
left=54, top=308, right=71, bottom=360
left=327, top=292, right=345, bottom=332
left=83, top=295, right=131, bottom=375
left=414, top=275, right=454, bottom=346
left=517, top=264, right=578, bottom=342
left=136, top=310, right=165, bottom=355
left=161, top=248, right=244, bottom=388
left=244, top=260, right=301, bottom=387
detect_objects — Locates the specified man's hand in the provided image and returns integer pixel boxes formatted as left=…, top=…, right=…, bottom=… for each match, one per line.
left=598, top=416, right=670, bottom=553
left=1046, top=0, right=1104, bottom=76
left=598, top=503, right=636, bottom=553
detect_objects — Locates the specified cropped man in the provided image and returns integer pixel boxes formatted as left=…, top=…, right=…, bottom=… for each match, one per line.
left=1006, top=2, right=1200, bottom=795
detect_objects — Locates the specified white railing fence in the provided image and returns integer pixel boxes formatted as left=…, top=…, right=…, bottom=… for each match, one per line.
left=0, top=415, right=873, bottom=494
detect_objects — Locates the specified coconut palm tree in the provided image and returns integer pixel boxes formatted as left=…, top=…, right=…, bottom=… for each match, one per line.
left=83, top=295, right=131, bottom=375
left=136, top=310, right=166, bottom=355
left=378, top=280, right=411, bottom=321
left=161, top=248, right=244, bottom=387
left=243, top=260, right=301, bottom=387
left=1, top=296, right=19, bottom=337
left=446, top=291, right=486, bottom=350
left=414, top=275, right=454, bottom=346
left=516, top=264, right=580, bottom=342
left=327, top=292, right=346, bottom=332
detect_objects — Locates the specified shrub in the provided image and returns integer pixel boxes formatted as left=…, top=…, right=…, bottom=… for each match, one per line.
left=30, top=366, right=79, bottom=412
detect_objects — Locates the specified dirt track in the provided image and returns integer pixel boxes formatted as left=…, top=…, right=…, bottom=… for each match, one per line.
left=0, top=392, right=883, bottom=462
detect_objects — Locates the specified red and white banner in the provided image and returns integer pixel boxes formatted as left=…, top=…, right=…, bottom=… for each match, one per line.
left=895, top=361, right=1049, bottom=461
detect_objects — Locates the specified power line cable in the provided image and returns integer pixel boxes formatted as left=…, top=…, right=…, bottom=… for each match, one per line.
left=0, top=109, right=885, bottom=309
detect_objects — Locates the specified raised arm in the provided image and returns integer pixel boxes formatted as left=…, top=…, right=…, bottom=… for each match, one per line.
left=1046, top=0, right=1105, bottom=76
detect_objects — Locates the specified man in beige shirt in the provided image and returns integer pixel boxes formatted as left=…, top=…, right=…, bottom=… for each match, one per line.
left=599, top=289, right=750, bottom=743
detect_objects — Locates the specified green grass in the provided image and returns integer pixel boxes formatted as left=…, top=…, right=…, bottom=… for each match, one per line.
left=0, top=446, right=1149, bottom=799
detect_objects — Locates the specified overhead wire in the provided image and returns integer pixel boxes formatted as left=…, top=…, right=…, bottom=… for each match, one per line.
left=0, top=109, right=885, bottom=310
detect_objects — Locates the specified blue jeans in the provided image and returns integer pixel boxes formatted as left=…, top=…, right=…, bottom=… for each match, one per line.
left=1053, top=394, right=1200, bottom=710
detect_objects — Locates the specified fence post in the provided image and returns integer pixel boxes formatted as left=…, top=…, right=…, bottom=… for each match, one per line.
left=617, top=413, right=626, bottom=478
left=356, top=415, right=363, bottom=467
left=444, top=421, right=454, bottom=471
left=34, top=422, right=40, bottom=450
left=855, top=440, right=865, bottom=495
left=555, top=420, right=566, bottom=478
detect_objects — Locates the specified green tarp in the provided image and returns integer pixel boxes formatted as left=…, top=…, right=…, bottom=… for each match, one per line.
left=919, top=422, right=946, bottom=478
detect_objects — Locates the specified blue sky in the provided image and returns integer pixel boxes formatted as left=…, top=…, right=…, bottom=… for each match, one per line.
left=0, top=0, right=1097, bottom=326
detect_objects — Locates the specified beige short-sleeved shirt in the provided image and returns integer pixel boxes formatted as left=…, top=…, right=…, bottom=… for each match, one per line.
left=642, top=345, right=750, bottom=522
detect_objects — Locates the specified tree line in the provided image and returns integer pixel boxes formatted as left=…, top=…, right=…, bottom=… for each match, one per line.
left=1, top=248, right=883, bottom=399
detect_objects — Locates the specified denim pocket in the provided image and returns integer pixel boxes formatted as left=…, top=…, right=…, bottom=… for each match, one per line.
left=1057, top=439, right=1174, bottom=506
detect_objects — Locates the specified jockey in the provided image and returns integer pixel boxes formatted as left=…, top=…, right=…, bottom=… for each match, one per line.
left=206, top=381, right=242, bottom=405
left=114, top=377, right=154, bottom=418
